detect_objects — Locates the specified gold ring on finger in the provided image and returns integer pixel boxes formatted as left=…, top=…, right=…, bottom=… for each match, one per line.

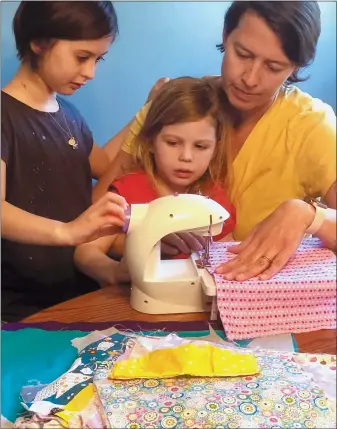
left=260, top=255, right=273, bottom=269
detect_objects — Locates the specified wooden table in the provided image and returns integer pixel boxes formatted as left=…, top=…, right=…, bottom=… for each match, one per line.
left=24, top=284, right=336, bottom=355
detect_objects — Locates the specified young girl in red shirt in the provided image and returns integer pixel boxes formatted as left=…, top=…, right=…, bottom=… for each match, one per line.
left=75, top=77, right=235, bottom=284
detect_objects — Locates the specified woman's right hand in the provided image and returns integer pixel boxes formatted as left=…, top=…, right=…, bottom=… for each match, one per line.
left=59, top=192, right=128, bottom=246
left=146, top=77, right=170, bottom=102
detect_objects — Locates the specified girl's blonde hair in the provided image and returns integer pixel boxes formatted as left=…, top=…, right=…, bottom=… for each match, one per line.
left=133, top=76, right=229, bottom=192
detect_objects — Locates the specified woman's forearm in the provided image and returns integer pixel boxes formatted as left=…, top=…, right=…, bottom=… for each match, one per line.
left=102, top=119, right=133, bottom=163
left=314, top=208, right=336, bottom=250
left=92, top=151, right=135, bottom=203
left=1, top=200, right=68, bottom=245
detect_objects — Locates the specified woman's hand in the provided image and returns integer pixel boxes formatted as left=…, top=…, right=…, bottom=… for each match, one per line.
left=59, top=192, right=128, bottom=246
left=146, top=77, right=170, bottom=102
left=215, top=199, right=316, bottom=281
left=161, top=232, right=205, bottom=256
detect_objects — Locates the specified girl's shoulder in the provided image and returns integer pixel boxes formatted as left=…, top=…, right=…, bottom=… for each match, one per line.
left=57, top=96, right=85, bottom=122
left=112, top=169, right=148, bottom=184
left=1, top=91, right=84, bottom=132
left=110, top=170, right=158, bottom=204
left=203, top=181, right=235, bottom=209
left=111, top=169, right=153, bottom=193
left=1, top=91, right=94, bottom=167
left=1, top=90, right=89, bottom=128
left=204, top=180, right=225, bottom=195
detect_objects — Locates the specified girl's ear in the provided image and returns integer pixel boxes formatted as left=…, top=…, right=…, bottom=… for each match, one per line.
left=30, top=39, right=53, bottom=56
left=30, top=41, right=43, bottom=55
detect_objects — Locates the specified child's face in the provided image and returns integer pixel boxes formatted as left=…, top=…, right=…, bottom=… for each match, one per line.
left=152, top=116, right=217, bottom=192
left=32, top=37, right=112, bottom=95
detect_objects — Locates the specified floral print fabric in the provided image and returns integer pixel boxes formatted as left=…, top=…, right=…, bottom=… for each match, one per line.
left=96, top=348, right=335, bottom=429
left=14, top=330, right=336, bottom=428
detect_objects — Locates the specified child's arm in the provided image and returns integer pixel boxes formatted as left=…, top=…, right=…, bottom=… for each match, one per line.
left=74, top=235, right=130, bottom=286
left=1, top=161, right=127, bottom=246
left=76, top=175, right=130, bottom=285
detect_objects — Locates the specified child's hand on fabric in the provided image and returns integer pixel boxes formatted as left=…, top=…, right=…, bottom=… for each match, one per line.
left=161, top=232, right=205, bottom=256
left=59, top=192, right=128, bottom=246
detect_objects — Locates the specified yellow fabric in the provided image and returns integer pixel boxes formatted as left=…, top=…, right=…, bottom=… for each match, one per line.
left=121, top=86, right=336, bottom=240
left=55, top=383, right=95, bottom=424
left=109, top=344, right=259, bottom=379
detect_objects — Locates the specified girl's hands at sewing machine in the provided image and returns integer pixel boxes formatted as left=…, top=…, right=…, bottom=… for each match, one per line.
left=161, top=232, right=206, bottom=256
left=215, top=199, right=315, bottom=281
left=59, top=192, right=128, bottom=246
left=114, top=257, right=131, bottom=284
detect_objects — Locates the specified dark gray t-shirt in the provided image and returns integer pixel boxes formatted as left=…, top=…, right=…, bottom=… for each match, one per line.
left=1, top=91, right=99, bottom=321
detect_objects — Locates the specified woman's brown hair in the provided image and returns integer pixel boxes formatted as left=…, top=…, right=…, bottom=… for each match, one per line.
left=133, top=76, right=229, bottom=192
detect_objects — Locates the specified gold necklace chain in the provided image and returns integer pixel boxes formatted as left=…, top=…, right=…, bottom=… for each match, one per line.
left=48, top=108, right=78, bottom=150
left=20, top=81, right=78, bottom=149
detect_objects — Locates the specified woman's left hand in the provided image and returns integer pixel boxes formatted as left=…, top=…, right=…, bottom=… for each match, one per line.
left=215, top=199, right=316, bottom=281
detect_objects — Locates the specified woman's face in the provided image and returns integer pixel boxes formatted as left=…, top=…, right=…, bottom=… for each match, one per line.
left=32, top=37, right=113, bottom=95
left=221, top=11, right=296, bottom=112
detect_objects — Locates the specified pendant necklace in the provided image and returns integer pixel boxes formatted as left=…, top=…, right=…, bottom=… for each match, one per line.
left=48, top=109, right=78, bottom=150
left=21, top=81, right=78, bottom=149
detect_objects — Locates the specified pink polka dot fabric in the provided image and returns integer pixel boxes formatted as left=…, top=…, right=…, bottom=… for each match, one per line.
left=209, top=238, right=336, bottom=340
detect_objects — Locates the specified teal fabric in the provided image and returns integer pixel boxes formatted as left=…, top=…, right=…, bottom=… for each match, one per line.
left=2, top=328, right=239, bottom=423
left=2, top=329, right=90, bottom=422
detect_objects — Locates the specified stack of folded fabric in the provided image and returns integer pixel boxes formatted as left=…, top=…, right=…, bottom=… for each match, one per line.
left=210, top=238, right=336, bottom=340
left=13, top=327, right=336, bottom=428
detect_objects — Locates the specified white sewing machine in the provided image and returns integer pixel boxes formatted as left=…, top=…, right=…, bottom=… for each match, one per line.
left=123, top=194, right=229, bottom=317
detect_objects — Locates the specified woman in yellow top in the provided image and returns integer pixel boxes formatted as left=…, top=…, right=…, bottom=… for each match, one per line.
left=96, top=1, right=336, bottom=281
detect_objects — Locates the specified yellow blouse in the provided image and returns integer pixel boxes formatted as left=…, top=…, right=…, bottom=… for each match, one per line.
left=122, top=86, right=336, bottom=240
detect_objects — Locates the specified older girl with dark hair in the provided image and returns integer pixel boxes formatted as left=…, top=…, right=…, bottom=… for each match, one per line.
left=1, top=1, right=127, bottom=321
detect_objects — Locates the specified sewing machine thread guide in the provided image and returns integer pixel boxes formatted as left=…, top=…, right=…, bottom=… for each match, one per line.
left=204, top=214, right=214, bottom=265
left=196, top=257, right=211, bottom=269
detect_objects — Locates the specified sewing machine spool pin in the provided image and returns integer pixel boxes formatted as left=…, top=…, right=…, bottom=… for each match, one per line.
left=204, top=214, right=213, bottom=264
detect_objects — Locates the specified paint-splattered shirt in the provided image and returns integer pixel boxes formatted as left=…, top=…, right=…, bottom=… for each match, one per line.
left=1, top=91, right=98, bottom=321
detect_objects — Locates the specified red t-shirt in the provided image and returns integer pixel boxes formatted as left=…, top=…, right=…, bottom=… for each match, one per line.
left=110, top=170, right=236, bottom=257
